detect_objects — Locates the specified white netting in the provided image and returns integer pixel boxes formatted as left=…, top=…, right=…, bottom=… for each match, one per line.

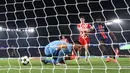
left=0, top=0, right=130, bottom=73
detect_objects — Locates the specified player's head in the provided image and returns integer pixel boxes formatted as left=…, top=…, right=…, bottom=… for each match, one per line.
left=73, top=41, right=82, bottom=51
left=80, top=16, right=85, bottom=23
left=62, top=36, right=65, bottom=39
left=95, top=18, right=103, bottom=25
left=95, top=18, right=102, bottom=23
left=96, top=18, right=101, bottom=21
left=60, top=36, right=65, bottom=39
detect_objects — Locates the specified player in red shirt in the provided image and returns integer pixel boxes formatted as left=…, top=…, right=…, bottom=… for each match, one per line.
left=77, top=16, right=94, bottom=60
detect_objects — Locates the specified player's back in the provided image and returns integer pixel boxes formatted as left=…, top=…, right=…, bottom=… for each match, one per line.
left=45, top=40, right=72, bottom=55
left=46, top=40, right=67, bottom=47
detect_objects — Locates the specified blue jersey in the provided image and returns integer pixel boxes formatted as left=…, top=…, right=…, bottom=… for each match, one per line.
left=94, top=23, right=111, bottom=43
left=94, top=23, right=108, bottom=33
left=44, top=40, right=72, bottom=56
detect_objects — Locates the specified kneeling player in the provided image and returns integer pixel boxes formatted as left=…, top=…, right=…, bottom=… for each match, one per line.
left=42, top=40, right=82, bottom=65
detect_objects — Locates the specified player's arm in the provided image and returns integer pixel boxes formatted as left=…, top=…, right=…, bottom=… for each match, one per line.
left=57, top=44, right=67, bottom=50
left=89, top=24, right=95, bottom=33
left=110, top=31, right=117, bottom=41
left=77, top=24, right=84, bottom=33
left=86, top=24, right=95, bottom=33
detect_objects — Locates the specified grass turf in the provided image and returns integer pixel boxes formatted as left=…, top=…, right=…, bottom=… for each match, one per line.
left=0, top=58, right=130, bottom=73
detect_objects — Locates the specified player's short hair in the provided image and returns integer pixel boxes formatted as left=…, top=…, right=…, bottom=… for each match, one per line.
left=73, top=41, right=81, bottom=45
left=60, top=35, right=65, bottom=39
left=96, top=18, right=101, bottom=21
left=80, top=16, right=85, bottom=19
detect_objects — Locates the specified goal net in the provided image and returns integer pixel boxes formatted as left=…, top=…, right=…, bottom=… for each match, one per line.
left=0, top=0, right=130, bottom=73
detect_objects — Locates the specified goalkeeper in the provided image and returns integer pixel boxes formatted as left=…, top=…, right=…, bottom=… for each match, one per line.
left=42, top=40, right=82, bottom=65
left=94, top=18, right=119, bottom=62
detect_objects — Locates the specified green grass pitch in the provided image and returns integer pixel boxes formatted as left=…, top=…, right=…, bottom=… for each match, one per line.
left=0, top=58, right=130, bottom=73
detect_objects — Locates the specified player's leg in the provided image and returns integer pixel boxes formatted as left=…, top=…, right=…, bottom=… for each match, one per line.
left=98, top=39, right=113, bottom=62
left=79, top=36, right=90, bottom=61
left=98, top=40, right=110, bottom=62
left=78, top=36, right=83, bottom=57
left=112, top=35, right=120, bottom=62
left=84, top=43, right=89, bottom=61
left=105, top=37, right=117, bottom=62
left=70, top=48, right=80, bottom=60
left=84, top=38, right=90, bottom=61
left=112, top=48, right=117, bottom=62
left=105, top=33, right=120, bottom=62
left=112, top=44, right=119, bottom=62
left=101, top=37, right=112, bottom=62
left=56, top=49, right=69, bottom=65
left=97, top=34, right=111, bottom=61
left=83, top=37, right=90, bottom=61
left=105, top=45, right=112, bottom=62
left=99, top=40, right=106, bottom=52
left=42, top=56, right=57, bottom=64
left=42, top=48, right=58, bottom=64
left=97, top=34, right=106, bottom=56
left=105, top=45, right=117, bottom=62
left=115, top=47, right=119, bottom=58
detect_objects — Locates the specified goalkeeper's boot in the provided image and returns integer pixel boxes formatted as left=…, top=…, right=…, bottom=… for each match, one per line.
left=56, top=63, right=66, bottom=66
left=41, top=60, right=48, bottom=64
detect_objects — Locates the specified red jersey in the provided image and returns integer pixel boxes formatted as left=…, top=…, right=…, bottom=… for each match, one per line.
left=77, top=23, right=92, bottom=45
left=77, top=23, right=92, bottom=35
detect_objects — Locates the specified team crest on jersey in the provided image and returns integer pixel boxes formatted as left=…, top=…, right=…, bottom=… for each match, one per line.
left=80, top=23, right=89, bottom=29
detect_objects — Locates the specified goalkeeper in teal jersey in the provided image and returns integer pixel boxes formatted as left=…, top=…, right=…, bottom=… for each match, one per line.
left=42, top=40, right=82, bottom=65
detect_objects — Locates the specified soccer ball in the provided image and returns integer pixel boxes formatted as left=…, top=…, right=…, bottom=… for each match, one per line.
left=20, top=56, right=29, bottom=65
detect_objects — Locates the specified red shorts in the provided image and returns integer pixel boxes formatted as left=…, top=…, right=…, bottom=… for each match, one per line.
left=70, top=50, right=76, bottom=60
left=79, top=36, right=90, bottom=45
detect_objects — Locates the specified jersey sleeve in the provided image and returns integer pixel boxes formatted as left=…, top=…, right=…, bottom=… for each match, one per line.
left=77, top=24, right=81, bottom=30
left=87, top=23, right=92, bottom=28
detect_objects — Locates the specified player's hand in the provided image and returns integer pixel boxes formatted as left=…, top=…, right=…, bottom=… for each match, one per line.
left=85, top=29, right=91, bottom=33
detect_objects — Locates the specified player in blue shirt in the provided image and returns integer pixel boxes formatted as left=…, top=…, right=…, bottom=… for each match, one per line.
left=94, top=19, right=119, bottom=62
left=42, top=40, right=82, bottom=65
